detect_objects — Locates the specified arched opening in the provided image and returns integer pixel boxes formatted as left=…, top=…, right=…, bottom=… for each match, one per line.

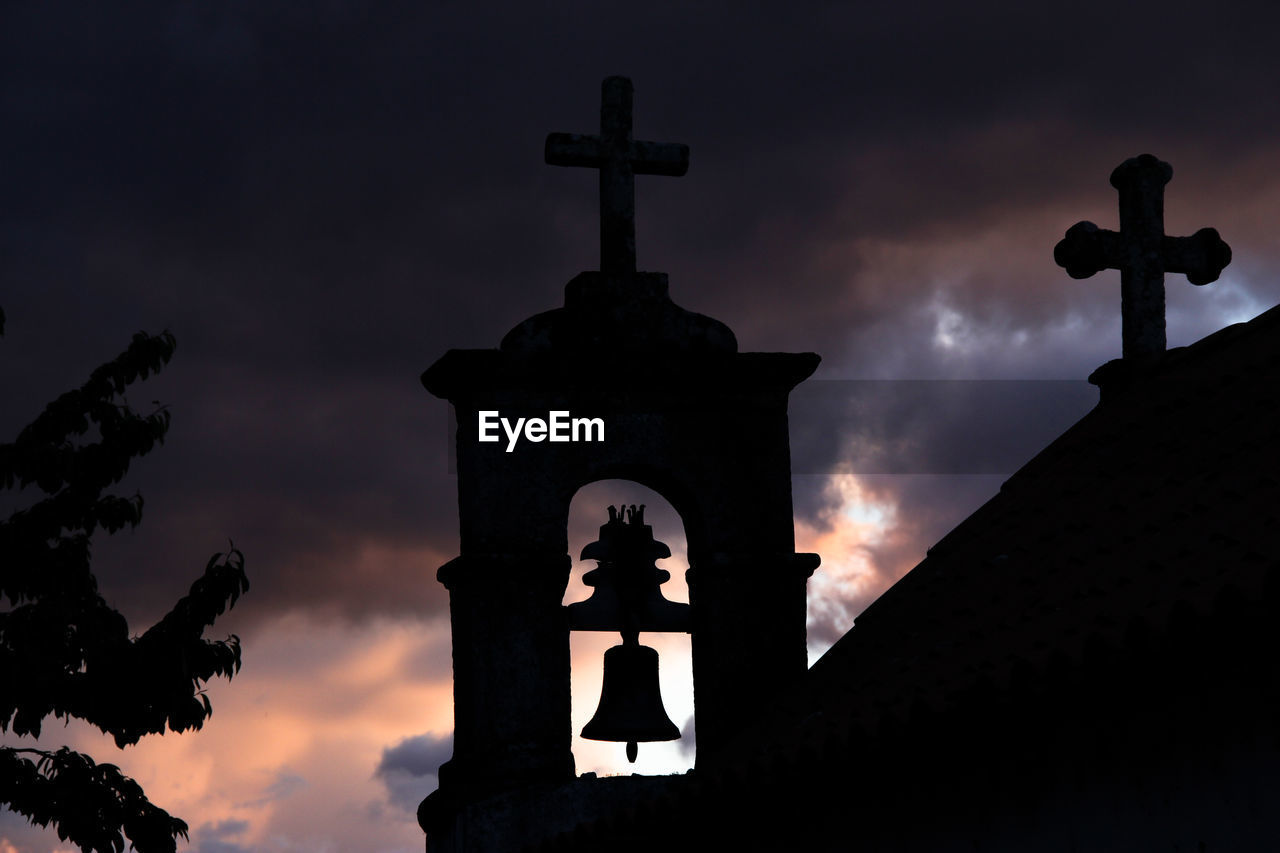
left=564, top=479, right=694, bottom=776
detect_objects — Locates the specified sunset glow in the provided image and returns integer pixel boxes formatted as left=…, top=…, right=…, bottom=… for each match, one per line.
left=7, top=3, right=1280, bottom=850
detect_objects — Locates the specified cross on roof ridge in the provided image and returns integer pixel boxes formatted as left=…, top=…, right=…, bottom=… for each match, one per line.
left=1053, top=154, right=1232, bottom=361
left=545, top=76, right=689, bottom=276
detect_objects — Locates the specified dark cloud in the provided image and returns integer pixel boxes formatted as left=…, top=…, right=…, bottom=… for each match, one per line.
left=263, top=770, right=307, bottom=803
left=5, top=0, right=1280, bottom=642
left=196, top=819, right=251, bottom=853
left=375, top=732, right=452, bottom=811
left=199, top=843, right=253, bottom=853
left=197, top=819, right=250, bottom=839
left=377, top=732, right=453, bottom=777
left=791, top=380, right=1097, bottom=478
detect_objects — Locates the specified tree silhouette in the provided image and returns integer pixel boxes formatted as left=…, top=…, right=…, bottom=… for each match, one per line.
left=0, top=309, right=250, bottom=853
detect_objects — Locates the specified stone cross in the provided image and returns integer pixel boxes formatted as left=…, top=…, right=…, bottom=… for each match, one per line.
left=1054, top=154, right=1232, bottom=360
left=545, top=76, right=689, bottom=276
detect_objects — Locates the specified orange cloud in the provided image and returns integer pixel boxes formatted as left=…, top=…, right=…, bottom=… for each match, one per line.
left=3, top=613, right=454, bottom=852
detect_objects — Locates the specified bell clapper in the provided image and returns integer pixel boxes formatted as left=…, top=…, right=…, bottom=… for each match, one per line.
left=626, top=741, right=638, bottom=763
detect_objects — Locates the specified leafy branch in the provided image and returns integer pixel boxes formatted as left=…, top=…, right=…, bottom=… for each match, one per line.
left=0, top=325, right=249, bottom=852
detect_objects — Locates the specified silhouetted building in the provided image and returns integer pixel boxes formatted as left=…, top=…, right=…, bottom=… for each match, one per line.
left=421, top=80, right=1279, bottom=851
left=419, top=77, right=818, bottom=851
left=530, top=156, right=1280, bottom=852
left=537, top=297, right=1280, bottom=851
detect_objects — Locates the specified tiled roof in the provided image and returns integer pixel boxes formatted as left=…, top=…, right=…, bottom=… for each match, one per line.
left=536, top=302, right=1280, bottom=852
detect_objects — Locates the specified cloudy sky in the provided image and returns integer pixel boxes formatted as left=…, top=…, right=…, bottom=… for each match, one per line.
left=4, top=2, right=1280, bottom=850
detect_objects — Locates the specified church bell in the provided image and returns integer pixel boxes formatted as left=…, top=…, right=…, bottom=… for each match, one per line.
left=570, top=504, right=691, bottom=762
left=581, top=638, right=681, bottom=762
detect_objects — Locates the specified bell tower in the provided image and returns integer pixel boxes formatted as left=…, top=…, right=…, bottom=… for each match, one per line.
left=418, top=76, right=819, bottom=850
